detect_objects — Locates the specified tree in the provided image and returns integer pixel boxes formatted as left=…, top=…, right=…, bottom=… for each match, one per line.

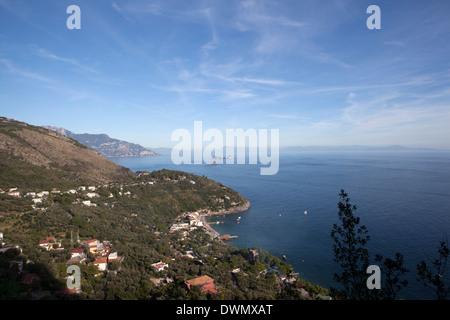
left=417, top=235, right=450, bottom=300
left=331, top=189, right=371, bottom=299
left=375, top=252, right=408, bottom=300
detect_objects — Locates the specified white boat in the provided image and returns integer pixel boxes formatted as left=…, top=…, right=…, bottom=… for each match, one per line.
left=304, top=210, right=307, bottom=215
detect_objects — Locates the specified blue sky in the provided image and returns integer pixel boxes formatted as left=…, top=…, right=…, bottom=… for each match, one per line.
left=1, top=0, right=450, bottom=149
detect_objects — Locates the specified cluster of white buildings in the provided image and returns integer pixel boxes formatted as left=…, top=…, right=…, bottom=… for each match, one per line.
left=38, top=237, right=63, bottom=251
left=36, top=236, right=123, bottom=273
left=1, top=183, right=135, bottom=210
left=169, top=212, right=204, bottom=233
left=1, top=176, right=163, bottom=213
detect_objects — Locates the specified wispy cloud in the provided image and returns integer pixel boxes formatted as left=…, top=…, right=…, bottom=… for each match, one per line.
left=150, top=83, right=255, bottom=101
left=233, top=0, right=305, bottom=30
left=209, top=74, right=302, bottom=86
left=111, top=1, right=122, bottom=13
left=268, top=114, right=298, bottom=120
left=198, top=58, right=302, bottom=88
left=112, top=0, right=163, bottom=15
left=0, top=58, right=53, bottom=83
left=342, top=88, right=450, bottom=133
left=32, top=46, right=99, bottom=74
left=200, top=8, right=220, bottom=56
left=230, top=0, right=351, bottom=70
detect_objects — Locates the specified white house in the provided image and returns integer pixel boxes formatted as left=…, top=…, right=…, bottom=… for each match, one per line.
left=183, top=251, right=195, bottom=259
left=36, top=191, right=49, bottom=198
left=169, top=223, right=189, bottom=232
left=86, top=192, right=99, bottom=198
left=151, top=261, right=169, bottom=272
left=81, top=200, right=97, bottom=207
left=38, top=240, right=50, bottom=251
left=190, top=220, right=203, bottom=227
left=93, top=257, right=108, bottom=271
left=87, top=239, right=100, bottom=247
left=70, top=248, right=84, bottom=259
left=108, top=252, right=120, bottom=262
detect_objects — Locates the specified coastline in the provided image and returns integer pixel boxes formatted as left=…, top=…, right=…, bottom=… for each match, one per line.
left=199, top=200, right=250, bottom=240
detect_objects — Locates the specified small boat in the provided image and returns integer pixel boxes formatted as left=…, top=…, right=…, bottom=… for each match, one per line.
left=282, top=254, right=287, bottom=260
left=304, top=210, right=307, bottom=215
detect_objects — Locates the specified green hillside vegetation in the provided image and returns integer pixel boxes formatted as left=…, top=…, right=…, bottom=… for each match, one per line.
left=0, top=170, right=328, bottom=300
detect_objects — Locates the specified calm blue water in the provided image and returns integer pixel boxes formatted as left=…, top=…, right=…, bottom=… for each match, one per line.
left=110, top=150, right=450, bottom=300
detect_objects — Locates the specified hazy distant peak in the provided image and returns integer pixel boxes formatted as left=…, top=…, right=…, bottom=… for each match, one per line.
left=43, top=126, right=159, bottom=158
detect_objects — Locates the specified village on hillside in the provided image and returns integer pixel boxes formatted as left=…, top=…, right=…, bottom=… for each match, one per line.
left=0, top=178, right=154, bottom=210
left=0, top=174, right=328, bottom=299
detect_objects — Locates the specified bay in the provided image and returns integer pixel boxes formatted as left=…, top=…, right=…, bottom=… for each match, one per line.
left=110, top=149, right=450, bottom=300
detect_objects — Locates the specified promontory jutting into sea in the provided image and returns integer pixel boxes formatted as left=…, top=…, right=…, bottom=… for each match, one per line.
left=111, top=148, right=450, bottom=300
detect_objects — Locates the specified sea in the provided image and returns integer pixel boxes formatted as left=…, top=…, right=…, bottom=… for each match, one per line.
left=109, top=149, right=450, bottom=300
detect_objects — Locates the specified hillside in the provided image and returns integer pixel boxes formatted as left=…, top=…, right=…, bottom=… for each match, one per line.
left=0, top=117, right=134, bottom=189
left=43, top=126, right=159, bottom=158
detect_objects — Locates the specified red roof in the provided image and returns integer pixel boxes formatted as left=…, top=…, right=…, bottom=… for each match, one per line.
left=93, top=257, right=107, bottom=264
left=20, top=273, right=40, bottom=284
left=185, top=276, right=217, bottom=294
left=61, top=287, right=76, bottom=294
left=71, top=249, right=84, bottom=254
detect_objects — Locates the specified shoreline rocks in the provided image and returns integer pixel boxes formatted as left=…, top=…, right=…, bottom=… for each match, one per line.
left=202, top=200, right=250, bottom=217
left=199, top=200, right=250, bottom=240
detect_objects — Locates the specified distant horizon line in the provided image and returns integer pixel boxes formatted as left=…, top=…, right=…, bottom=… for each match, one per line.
left=148, top=145, right=450, bottom=152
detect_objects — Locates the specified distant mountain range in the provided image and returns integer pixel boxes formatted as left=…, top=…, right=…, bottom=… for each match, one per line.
left=43, top=126, right=159, bottom=158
